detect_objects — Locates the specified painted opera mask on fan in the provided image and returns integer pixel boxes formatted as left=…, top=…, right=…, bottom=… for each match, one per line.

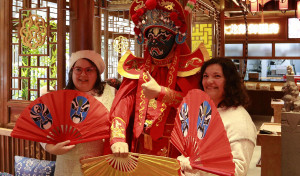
left=146, top=27, right=175, bottom=60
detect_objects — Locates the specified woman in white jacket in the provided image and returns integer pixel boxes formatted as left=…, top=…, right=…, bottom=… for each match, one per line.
left=41, top=50, right=115, bottom=176
left=178, top=58, right=257, bottom=176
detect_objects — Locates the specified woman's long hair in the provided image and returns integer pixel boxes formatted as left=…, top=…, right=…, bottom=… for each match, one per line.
left=199, top=57, right=250, bottom=108
left=65, top=58, right=105, bottom=96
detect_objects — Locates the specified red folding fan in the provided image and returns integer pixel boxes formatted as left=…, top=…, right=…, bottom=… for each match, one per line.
left=11, top=90, right=110, bottom=145
left=80, top=152, right=181, bottom=176
left=171, top=89, right=235, bottom=176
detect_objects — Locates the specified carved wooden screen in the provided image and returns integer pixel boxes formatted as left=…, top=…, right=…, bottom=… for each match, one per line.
left=8, top=0, right=69, bottom=128
left=101, top=9, right=137, bottom=80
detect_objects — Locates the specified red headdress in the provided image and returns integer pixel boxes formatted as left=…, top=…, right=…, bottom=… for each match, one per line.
left=130, top=0, right=196, bottom=39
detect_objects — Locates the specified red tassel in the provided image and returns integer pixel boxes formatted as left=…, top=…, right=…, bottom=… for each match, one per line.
left=174, top=20, right=182, bottom=26
left=134, top=27, right=141, bottom=35
left=137, top=8, right=145, bottom=16
left=180, top=24, right=187, bottom=33
left=145, top=0, right=157, bottom=10
left=132, top=14, right=139, bottom=25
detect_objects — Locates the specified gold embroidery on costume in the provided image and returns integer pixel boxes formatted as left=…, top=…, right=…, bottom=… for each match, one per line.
left=111, top=117, right=126, bottom=139
left=152, top=57, right=173, bottom=66
left=138, top=72, right=148, bottom=124
left=125, top=59, right=142, bottom=71
left=167, top=56, right=177, bottom=87
left=179, top=57, right=203, bottom=68
left=145, top=119, right=154, bottom=128
left=156, top=102, right=166, bottom=127
left=162, top=87, right=183, bottom=105
left=148, top=99, right=157, bottom=109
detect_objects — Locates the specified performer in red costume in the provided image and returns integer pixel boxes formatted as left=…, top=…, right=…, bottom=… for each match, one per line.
left=110, top=0, right=209, bottom=158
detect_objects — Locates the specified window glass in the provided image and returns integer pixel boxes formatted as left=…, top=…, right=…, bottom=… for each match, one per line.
left=248, top=43, right=272, bottom=57
left=244, top=59, right=298, bottom=80
left=225, top=44, right=243, bottom=57
left=275, top=43, right=300, bottom=57
left=288, top=18, right=300, bottom=39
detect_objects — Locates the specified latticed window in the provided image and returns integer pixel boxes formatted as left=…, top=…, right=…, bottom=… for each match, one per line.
left=100, top=10, right=136, bottom=80
left=11, top=0, right=70, bottom=101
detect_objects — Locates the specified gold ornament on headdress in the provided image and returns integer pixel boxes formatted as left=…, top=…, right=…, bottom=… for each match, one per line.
left=134, top=0, right=146, bottom=11
left=159, top=0, right=174, bottom=10
left=113, top=36, right=129, bottom=54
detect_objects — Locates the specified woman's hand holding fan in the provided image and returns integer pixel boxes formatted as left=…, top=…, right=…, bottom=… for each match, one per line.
left=171, top=89, right=235, bottom=176
left=11, top=90, right=110, bottom=145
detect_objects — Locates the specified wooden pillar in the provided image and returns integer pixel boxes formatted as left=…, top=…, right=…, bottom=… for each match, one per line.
left=219, top=0, right=225, bottom=57
left=57, top=0, right=66, bottom=90
left=0, top=0, right=10, bottom=127
left=69, top=0, right=95, bottom=53
left=182, top=0, right=191, bottom=49
left=103, top=9, right=109, bottom=79
left=93, top=3, right=101, bottom=54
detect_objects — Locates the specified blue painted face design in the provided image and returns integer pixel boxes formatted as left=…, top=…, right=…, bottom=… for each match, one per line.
left=197, top=101, right=212, bottom=139
left=70, top=96, right=90, bottom=124
left=179, top=103, right=189, bottom=137
left=30, top=103, right=53, bottom=130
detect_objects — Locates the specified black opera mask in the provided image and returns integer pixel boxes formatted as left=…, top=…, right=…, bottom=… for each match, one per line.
left=146, top=27, right=175, bottom=60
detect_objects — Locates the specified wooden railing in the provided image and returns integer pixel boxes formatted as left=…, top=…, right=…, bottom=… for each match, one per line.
left=0, top=128, right=56, bottom=175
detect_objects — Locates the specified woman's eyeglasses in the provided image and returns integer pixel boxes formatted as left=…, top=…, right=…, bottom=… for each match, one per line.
left=72, top=66, right=97, bottom=75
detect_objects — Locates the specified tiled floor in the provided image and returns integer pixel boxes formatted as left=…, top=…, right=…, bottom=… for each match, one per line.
left=247, top=115, right=272, bottom=176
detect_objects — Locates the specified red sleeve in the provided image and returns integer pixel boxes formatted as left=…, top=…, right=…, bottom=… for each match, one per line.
left=109, top=78, right=137, bottom=145
left=177, top=74, right=201, bottom=94
left=157, top=86, right=184, bottom=108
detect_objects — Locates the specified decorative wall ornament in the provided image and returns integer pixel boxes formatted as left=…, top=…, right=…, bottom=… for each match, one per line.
left=113, top=36, right=129, bottom=54
left=18, top=7, right=50, bottom=56
left=19, top=14, right=47, bottom=49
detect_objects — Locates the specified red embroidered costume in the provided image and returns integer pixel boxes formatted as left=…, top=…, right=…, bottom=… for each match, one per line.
left=110, top=0, right=209, bottom=158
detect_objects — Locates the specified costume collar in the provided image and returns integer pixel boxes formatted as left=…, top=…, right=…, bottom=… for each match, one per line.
left=152, top=57, right=173, bottom=66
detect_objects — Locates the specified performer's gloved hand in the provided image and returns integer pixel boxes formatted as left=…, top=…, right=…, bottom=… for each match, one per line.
left=141, top=71, right=161, bottom=100
left=45, top=140, right=75, bottom=155
left=111, top=142, right=129, bottom=158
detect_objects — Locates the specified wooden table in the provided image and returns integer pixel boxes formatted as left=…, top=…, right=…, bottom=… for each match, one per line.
left=257, top=123, right=281, bottom=176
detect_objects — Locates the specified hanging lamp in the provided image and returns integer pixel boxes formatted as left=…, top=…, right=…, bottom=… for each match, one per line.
left=279, top=0, right=288, bottom=10
left=250, top=0, right=259, bottom=12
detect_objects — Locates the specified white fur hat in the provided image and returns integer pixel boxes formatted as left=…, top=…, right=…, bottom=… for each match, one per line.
left=69, top=50, right=105, bottom=74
